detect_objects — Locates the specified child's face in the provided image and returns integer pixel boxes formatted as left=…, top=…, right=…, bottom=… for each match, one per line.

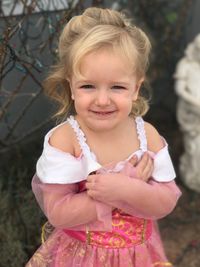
left=70, top=48, right=142, bottom=132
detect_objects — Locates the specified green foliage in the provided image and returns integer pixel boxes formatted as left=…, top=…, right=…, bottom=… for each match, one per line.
left=165, top=12, right=178, bottom=24
left=0, top=143, right=45, bottom=266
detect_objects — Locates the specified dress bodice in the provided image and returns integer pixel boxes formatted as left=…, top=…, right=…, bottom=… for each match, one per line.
left=88, top=209, right=153, bottom=248
left=36, top=115, right=176, bottom=184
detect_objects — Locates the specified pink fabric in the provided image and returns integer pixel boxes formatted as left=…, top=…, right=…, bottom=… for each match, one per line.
left=95, top=161, right=181, bottom=220
left=88, top=209, right=153, bottom=248
left=108, top=178, right=181, bottom=220
left=63, top=209, right=153, bottom=248
left=32, top=175, right=112, bottom=231
left=26, top=221, right=170, bottom=267
left=27, top=161, right=181, bottom=266
left=32, top=160, right=181, bottom=231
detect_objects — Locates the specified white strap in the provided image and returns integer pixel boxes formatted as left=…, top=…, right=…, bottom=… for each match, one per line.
left=67, top=116, right=92, bottom=156
left=135, top=116, right=147, bottom=152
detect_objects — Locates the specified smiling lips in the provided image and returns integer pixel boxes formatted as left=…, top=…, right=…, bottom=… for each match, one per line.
left=91, top=110, right=116, bottom=115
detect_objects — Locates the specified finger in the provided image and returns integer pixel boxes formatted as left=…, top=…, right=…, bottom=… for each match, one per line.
left=85, top=181, right=96, bottom=190
left=146, top=156, right=154, bottom=174
left=141, top=155, right=152, bottom=173
left=136, top=152, right=149, bottom=170
left=129, top=155, right=138, bottom=166
left=85, top=182, right=91, bottom=190
left=148, top=164, right=154, bottom=179
left=87, top=189, right=95, bottom=198
left=87, top=188, right=99, bottom=200
left=141, top=157, right=154, bottom=181
left=134, top=153, right=148, bottom=177
left=87, top=174, right=96, bottom=182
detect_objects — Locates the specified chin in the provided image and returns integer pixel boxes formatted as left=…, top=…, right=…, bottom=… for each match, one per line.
left=87, top=119, right=119, bottom=132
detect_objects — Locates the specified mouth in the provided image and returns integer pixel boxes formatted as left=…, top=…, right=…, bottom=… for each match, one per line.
left=90, top=110, right=116, bottom=118
left=90, top=110, right=116, bottom=115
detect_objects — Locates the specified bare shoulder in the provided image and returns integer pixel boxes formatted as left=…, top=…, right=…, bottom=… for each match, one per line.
left=49, top=122, right=75, bottom=155
left=144, top=121, right=165, bottom=153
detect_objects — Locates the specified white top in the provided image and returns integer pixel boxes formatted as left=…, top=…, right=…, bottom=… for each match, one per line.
left=36, top=116, right=176, bottom=184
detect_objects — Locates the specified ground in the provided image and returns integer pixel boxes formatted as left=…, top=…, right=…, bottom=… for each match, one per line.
left=160, top=184, right=200, bottom=267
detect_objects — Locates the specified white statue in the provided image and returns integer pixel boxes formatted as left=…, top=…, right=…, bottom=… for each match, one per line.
left=174, top=34, right=200, bottom=192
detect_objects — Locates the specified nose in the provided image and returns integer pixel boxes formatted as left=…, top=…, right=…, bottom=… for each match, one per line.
left=95, top=89, right=111, bottom=106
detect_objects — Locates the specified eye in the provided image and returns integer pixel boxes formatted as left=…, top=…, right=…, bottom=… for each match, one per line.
left=112, top=85, right=126, bottom=90
left=80, top=84, right=94, bottom=89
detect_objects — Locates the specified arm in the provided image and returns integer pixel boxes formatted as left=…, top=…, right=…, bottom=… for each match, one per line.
left=32, top=175, right=112, bottom=230
left=112, top=176, right=181, bottom=219
left=86, top=172, right=180, bottom=219
left=33, top=151, right=153, bottom=229
left=39, top=153, right=153, bottom=228
left=32, top=123, right=112, bottom=230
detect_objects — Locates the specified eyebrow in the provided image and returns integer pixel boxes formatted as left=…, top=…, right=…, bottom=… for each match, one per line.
left=111, top=81, right=129, bottom=85
left=75, top=80, right=130, bottom=86
left=76, top=80, right=93, bottom=84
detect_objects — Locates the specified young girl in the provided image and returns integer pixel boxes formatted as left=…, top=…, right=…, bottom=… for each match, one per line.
left=26, top=7, right=181, bottom=267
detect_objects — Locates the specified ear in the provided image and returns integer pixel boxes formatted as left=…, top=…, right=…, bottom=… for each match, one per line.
left=67, top=78, right=75, bottom=100
left=132, top=77, right=144, bottom=101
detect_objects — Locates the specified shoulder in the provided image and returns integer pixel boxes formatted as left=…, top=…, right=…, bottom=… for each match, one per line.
left=37, top=122, right=85, bottom=184
left=49, top=122, right=76, bottom=155
left=144, top=121, right=165, bottom=153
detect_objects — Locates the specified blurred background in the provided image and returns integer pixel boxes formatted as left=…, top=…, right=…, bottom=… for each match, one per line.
left=0, top=0, right=200, bottom=266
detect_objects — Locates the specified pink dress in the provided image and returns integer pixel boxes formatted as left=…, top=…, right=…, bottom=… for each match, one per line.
left=26, top=116, right=181, bottom=267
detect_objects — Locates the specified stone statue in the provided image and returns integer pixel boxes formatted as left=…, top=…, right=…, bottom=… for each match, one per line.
left=174, top=34, right=200, bottom=192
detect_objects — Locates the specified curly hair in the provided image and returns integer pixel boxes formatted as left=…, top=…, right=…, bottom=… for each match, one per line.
left=44, top=7, right=151, bottom=120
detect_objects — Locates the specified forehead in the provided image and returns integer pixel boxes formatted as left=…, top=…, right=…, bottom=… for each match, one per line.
left=77, top=48, right=136, bottom=79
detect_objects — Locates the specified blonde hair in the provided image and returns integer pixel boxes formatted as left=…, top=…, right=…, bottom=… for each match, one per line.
left=44, top=7, right=151, bottom=120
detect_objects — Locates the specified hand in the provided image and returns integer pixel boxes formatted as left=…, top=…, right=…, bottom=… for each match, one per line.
left=86, top=173, right=125, bottom=203
left=124, top=152, right=154, bottom=182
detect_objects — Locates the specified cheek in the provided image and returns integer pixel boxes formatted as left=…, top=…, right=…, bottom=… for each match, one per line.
left=117, top=95, right=133, bottom=112
left=124, top=94, right=135, bottom=113
left=73, top=94, right=90, bottom=109
left=120, top=92, right=135, bottom=104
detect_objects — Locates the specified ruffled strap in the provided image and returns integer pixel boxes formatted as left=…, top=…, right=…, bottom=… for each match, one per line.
left=67, top=116, right=92, bottom=157
left=135, top=116, right=147, bottom=152
left=67, top=116, right=101, bottom=173
left=135, top=117, right=176, bottom=182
